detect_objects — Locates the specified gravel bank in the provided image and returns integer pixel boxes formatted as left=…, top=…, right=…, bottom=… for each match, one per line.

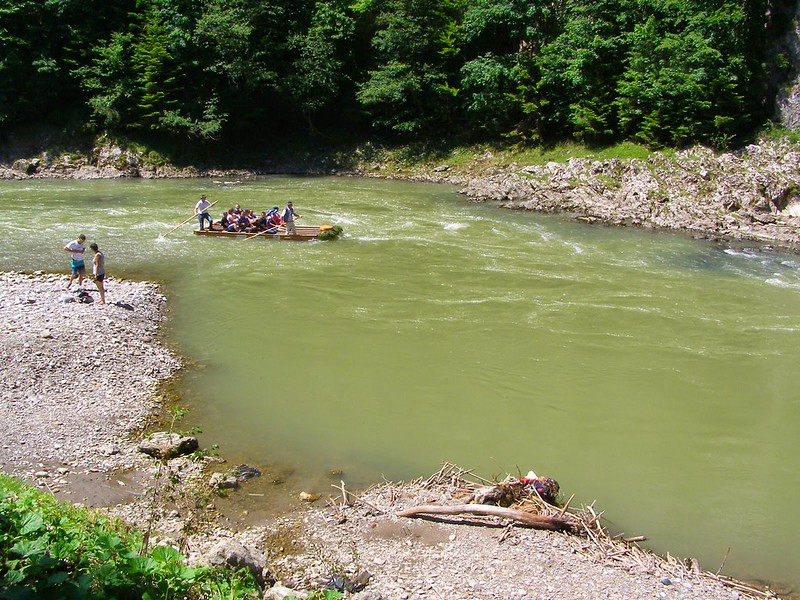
left=0, top=271, right=181, bottom=501
left=0, top=271, right=774, bottom=600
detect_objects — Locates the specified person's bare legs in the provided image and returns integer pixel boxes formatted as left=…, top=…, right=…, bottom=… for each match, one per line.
left=95, top=278, right=106, bottom=304
left=66, top=268, right=84, bottom=289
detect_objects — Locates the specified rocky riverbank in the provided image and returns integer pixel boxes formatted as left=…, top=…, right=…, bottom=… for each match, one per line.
left=375, top=142, right=800, bottom=253
left=0, top=271, right=780, bottom=599
left=4, top=138, right=800, bottom=253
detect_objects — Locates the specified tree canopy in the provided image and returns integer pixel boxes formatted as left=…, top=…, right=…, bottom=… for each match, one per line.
left=0, top=0, right=791, bottom=149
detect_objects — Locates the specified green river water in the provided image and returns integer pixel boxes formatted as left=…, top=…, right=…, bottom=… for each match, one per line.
left=1, top=177, right=799, bottom=593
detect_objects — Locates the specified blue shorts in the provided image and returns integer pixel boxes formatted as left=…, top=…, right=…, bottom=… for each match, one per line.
left=71, top=260, right=85, bottom=275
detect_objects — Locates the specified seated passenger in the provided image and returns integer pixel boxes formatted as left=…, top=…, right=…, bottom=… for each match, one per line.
left=235, top=214, right=253, bottom=232
left=267, top=207, right=283, bottom=230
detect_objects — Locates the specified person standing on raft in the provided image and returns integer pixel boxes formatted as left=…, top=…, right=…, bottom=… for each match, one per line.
left=281, top=201, right=301, bottom=235
left=195, top=194, right=213, bottom=231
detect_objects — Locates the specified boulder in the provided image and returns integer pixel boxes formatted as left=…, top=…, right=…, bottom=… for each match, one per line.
left=209, top=472, right=239, bottom=490
left=205, top=538, right=267, bottom=586
left=11, top=159, right=37, bottom=175
left=138, top=432, right=198, bottom=459
left=263, top=585, right=307, bottom=599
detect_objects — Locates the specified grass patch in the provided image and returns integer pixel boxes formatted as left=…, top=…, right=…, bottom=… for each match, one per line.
left=486, top=141, right=652, bottom=164
left=758, top=123, right=800, bottom=144
left=359, top=140, right=655, bottom=174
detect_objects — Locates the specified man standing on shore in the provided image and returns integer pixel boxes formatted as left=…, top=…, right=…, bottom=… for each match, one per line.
left=90, top=243, right=106, bottom=304
left=64, top=234, right=87, bottom=290
left=281, top=201, right=301, bottom=235
left=195, top=194, right=213, bottom=231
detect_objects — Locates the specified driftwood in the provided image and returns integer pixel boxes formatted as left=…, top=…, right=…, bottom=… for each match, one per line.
left=396, top=503, right=576, bottom=532
left=385, top=463, right=778, bottom=599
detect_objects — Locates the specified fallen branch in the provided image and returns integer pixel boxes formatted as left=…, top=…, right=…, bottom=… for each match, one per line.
left=396, top=503, right=576, bottom=532
left=332, top=480, right=386, bottom=515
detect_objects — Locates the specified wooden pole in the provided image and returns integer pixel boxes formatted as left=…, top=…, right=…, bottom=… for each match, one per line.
left=243, top=224, right=287, bottom=241
left=162, top=200, right=218, bottom=237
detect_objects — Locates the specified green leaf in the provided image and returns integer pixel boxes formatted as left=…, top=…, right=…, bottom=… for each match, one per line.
left=127, top=555, right=159, bottom=575
left=46, top=571, right=69, bottom=585
left=2, top=570, right=26, bottom=584
left=0, top=585, right=37, bottom=600
left=150, top=544, right=183, bottom=564
left=19, top=513, right=44, bottom=536
left=10, top=538, right=47, bottom=558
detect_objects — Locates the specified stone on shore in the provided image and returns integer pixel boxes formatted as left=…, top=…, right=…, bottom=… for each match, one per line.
left=138, top=432, right=199, bottom=459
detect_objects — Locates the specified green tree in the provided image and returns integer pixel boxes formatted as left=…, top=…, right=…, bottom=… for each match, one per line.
left=285, top=0, right=356, bottom=133
left=615, top=1, right=761, bottom=148
left=462, top=0, right=566, bottom=56
left=534, top=0, right=641, bottom=144
left=131, top=6, right=180, bottom=126
left=458, top=0, right=568, bottom=139
left=74, top=31, right=136, bottom=129
left=0, top=0, right=787, bottom=148
left=354, top=0, right=466, bottom=137
left=1, top=0, right=138, bottom=130
left=0, top=0, right=47, bottom=125
left=459, top=53, right=519, bottom=137
left=194, top=0, right=309, bottom=138
left=75, top=0, right=226, bottom=138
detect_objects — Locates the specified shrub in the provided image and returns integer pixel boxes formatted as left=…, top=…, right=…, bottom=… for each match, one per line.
left=0, top=474, right=258, bottom=600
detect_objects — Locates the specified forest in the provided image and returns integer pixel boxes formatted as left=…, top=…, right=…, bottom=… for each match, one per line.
left=0, top=0, right=796, bottom=151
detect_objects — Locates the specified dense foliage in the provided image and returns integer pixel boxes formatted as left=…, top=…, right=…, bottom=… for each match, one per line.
left=0, top=0, right=794, bottom=149
left=0, top=475, right=258, bottom=599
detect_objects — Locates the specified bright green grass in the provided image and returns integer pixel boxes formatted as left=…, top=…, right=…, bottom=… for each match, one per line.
left=374, top=140, right=656, bottom=171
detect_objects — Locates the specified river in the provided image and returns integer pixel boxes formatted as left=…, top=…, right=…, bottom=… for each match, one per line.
left=1, top=176, right=798, bottom=593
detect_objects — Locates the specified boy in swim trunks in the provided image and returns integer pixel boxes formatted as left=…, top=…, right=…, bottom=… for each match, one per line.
left=64, top=234, right=87, bottom=290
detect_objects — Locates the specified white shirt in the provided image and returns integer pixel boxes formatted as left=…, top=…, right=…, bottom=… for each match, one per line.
left=65, top=240, right=86, bottom=261
left=195, top=199, right=212, bottom=213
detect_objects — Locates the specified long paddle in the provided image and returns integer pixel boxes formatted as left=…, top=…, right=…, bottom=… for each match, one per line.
left=243, top=224, right=287, bottom=240
left=162, top=200, right=218, bottom=237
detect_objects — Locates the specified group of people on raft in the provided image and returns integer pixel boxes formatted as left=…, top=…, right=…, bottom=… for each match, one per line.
left=194, top=194, right=301, bottom=235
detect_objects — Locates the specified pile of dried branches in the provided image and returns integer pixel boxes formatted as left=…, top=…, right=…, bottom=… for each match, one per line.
left=329, top=462, right=778, bottom=600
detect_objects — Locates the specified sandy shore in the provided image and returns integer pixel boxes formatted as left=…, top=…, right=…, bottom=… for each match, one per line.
left=0, top=271, right=774, bottom=599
